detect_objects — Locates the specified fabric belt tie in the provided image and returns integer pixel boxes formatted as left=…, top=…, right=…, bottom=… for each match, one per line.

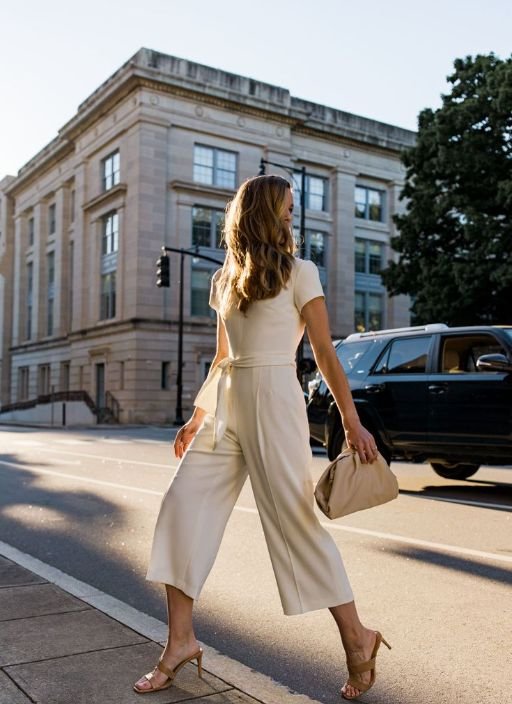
left=193, top=355, right=295, bottom=447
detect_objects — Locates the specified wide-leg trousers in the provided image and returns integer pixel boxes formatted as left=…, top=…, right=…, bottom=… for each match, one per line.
left=146, top=366, right=353, bottom=616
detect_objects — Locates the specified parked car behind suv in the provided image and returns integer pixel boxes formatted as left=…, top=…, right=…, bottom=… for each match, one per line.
left=307, top=324, right=512, bottom=479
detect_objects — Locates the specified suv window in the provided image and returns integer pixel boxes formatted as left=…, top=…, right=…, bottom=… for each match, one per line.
left=374, top=336, right=432, bottom=375
left=336, top=340, right=374, bottom=375
left=438, top=334, right=507, bottom=374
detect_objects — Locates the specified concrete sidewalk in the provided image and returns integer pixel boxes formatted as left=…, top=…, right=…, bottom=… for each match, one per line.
left=0, top=549, right=318, bottom=704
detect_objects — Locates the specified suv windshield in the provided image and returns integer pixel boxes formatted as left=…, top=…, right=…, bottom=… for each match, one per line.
left=337, top=340, right=374, bottom=376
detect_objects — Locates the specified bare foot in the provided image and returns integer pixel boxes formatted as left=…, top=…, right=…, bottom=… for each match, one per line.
left=134, top=639, right=201, bottom=692
left=341, top=629, right=377, bottom=700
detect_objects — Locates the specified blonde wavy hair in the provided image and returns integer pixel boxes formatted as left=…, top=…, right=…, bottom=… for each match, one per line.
left=216, top=175, right=297, bottom=316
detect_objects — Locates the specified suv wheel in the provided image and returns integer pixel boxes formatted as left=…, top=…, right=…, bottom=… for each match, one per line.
left=329, top=425, right=392, bottom=465
left=430, top=462, right=480, bottom=480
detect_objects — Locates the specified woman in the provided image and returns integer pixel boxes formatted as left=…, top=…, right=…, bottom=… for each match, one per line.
left=134, top=175, right=390, bottom=700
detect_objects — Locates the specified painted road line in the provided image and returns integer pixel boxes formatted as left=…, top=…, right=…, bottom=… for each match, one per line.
left=5, top=451, right=512, bottom=514
left=1, top=446, right=172, bottom=468
left=0, top=460, right=165, bottom=496
left=234, top=506, right=512, bottom=564
left=0, top=540, right=322, bottom=704
left=2, top=459, right=511, bottom=566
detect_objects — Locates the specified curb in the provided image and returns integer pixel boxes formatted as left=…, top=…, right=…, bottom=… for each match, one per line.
left=0, top=540, right=322, bottom=704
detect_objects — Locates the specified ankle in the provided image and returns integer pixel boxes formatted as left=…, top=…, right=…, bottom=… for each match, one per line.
left=167, top=634, right=197, bottom=650
left=342, top=626, right=373, bottom=651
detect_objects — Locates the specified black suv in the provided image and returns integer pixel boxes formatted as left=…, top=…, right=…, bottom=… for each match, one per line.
left=307, top=324, right=512, bottom=479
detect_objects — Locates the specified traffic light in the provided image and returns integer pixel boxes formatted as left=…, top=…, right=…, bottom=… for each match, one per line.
left=156, top=254, right=170, bottom=287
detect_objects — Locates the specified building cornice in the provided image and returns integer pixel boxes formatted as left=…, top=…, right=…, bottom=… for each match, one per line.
left=9, top=317, right=217, bottom=355
left=4, top=48, right=416, bottom=195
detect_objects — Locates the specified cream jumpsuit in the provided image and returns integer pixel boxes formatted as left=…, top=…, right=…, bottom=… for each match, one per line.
left=146, top=258, right=353, bottom=615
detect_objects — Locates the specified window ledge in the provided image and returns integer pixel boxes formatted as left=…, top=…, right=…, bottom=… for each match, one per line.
left=82, top=183, right=127, bottom=212
left=355, top=219, right=389, bottom=234
left=169, top=179, right=235, bottom=198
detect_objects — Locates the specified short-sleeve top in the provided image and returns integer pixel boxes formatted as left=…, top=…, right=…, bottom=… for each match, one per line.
left=209, top=258, right=324, bottom=363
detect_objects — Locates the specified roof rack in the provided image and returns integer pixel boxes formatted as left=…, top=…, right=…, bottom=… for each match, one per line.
left=345, top=323, right=448, bottom=342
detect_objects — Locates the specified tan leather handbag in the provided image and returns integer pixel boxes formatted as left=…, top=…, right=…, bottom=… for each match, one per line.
left=314, top=447, right=399, bottom=519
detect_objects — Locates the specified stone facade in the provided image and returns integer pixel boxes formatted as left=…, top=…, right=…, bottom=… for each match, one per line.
left=0, top=48, right=415, bottom=425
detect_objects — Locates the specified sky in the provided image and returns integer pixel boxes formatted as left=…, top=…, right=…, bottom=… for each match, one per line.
left=1, top=0, right=511, bottom=177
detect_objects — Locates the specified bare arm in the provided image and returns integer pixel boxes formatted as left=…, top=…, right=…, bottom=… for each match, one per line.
left=301, top=297, right=378, bottom=463
left=174, top=312, right=228, bottom=458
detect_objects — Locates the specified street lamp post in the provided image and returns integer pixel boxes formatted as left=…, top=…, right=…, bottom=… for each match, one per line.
left=157, top=245, right=223, bottom=425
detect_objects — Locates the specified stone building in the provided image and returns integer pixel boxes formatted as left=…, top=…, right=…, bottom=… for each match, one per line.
left=0, top=48, right=415, bottom=425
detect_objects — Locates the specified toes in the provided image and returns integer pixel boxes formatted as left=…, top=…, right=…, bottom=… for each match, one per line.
left=342, top=683, right=361, bottom=700
left=135, top=678, right=151, bottom=691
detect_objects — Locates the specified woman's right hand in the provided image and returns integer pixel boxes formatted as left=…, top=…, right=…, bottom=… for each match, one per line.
left=173, top=415, right=203, bottom=459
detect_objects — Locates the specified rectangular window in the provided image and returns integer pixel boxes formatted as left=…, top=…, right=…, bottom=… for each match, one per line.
left=28, top=217, right=35, bottom=246
left=369, top=242, right=383, bottom=274
left=368, top=292, right=384, bottom=331
left=193, top=145, right=237, bottom=189
left=355, top=186, right=385, bottom=222
left=354, top=291, right=384, bottom=332
left=102, top=211, right=119, bottom=255
left=70, top=189, right=75, bottom=222
left=48, top=203, right=56, bottom=235
left=102, top=150, right=120, bottom=191
left=38, top=364, right=51, bottom=396
left=294, top=173, right=328, bottom=212
left=354, top=292, right=366, bottom=333
left=47, top=252, right=55, bottom=336
left=100, top=272, right=116, bottom=320
left=192, top=206, right=224, bottom=248
left=355, top=239, right=366, bottom=273
left=304, top=230, right=326, bottom=267
left=119, top=361, right=125, bottom=390
left=355, top=238, right=384, bottom=274
left=26, top=262, right=33, bottom=340
left=191, top=268, right=215, bottom=317
left=18, top=367, right=30, bottom=401
left=306, top=175, right=327, bottom=211
left=161, top=361, right=170, bottom=390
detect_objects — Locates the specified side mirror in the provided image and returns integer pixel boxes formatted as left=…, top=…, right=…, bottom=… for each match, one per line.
left=476, top=353, right=512, bottom=373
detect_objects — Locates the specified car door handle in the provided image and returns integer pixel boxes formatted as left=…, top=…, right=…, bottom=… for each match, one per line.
left=428, top=383, right=448, bottom=395
left=364, top=384, right=385, bottom=394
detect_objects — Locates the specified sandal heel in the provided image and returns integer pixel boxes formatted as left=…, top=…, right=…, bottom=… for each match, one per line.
left=380, top=635, right=392, bottom=650
left=196, top=649, right=203, bottom=678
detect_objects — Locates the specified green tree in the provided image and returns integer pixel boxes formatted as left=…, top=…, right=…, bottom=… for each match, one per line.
left=382, top=53, right=512, bottom=324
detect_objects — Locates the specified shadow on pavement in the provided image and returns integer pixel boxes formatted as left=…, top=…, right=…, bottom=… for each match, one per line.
left=383, top=546, right=512, bottom=585
left=399, top=480, right=512, bottom=512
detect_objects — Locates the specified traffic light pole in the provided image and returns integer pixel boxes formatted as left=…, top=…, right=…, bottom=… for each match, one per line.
left=158, top=246, right=223, bottom=426
left=176, top=251, right=185, bottom=424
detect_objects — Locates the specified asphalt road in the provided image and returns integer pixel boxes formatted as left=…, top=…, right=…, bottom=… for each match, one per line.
left=1, top=424, right=511, bottom=704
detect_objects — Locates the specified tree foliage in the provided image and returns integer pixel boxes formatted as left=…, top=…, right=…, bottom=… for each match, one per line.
left=382, top=53, right=512, bottom=324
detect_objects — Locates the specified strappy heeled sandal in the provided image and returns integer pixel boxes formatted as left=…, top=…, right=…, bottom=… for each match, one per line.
left=342, top=632, right=391, bottom=700
left=133, top=648, right=203, bottom=694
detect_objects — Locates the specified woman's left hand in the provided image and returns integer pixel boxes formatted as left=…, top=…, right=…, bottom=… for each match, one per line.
left=174, top=416, right=202, bottom=459
left=343, top=420, right=379, bottom=464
